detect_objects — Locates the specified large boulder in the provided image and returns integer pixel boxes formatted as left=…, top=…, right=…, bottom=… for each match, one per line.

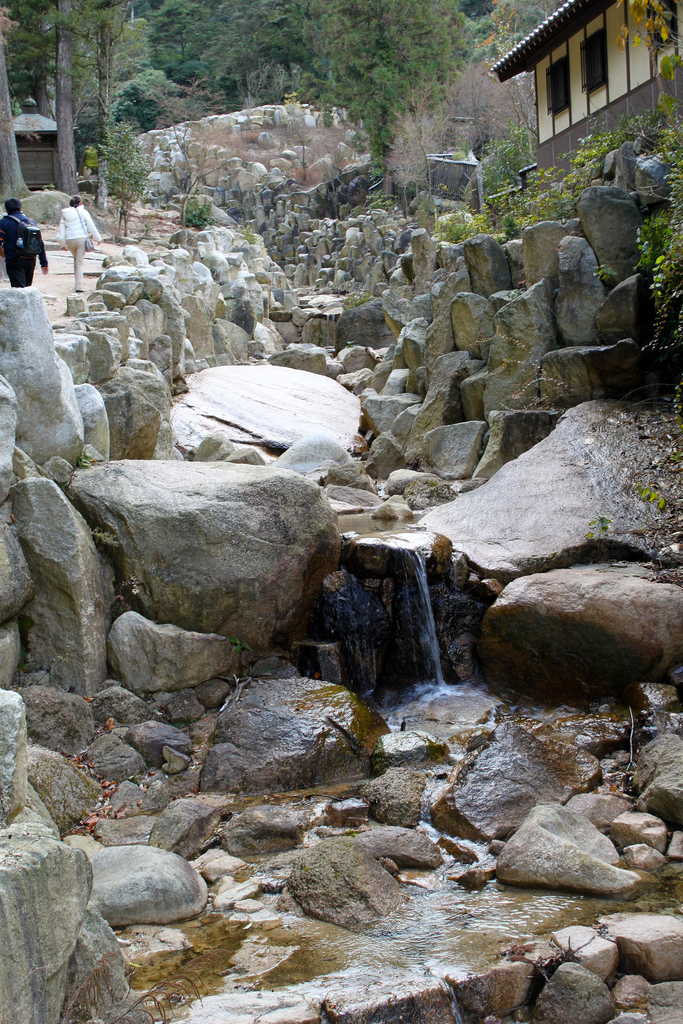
left=355, top=826, right=442, bottom=869
left=576, top=187, right=643, bottom=285
left=474, top=410, right=558, bottom=480
left=0, top=818, right=92, bottom=1024
left=463, top=235, right=512, bottom=297
left=362, top=392, right=421, bottom=436
left=336, top=299, right=396, bottom=353
left=275, top=431, right=354, bottom=476
left=0, top=520, right=33, bottom=623
left=68, top=461, right=340, bottom=651
left=269, top=345, right=328, bottom=375
left=27, top=745, right=101, bottom=832
left=12, top=478, right=109, bottom=694
left=63, top=905, right=130, bottom=1022
left=450, top=292, right=495, bottom=360
left=99, top=367, right=171, bottom=460
left=0, top=690, right=26, bottom=825
left=595, top=275, right=653, bottom=346
left=22, top=686, right=94, bottom=755
left=421, top=421, right=487, bottom=480
left=406, top=351, right=484, bottom=460
left=0, top=289, right=84, bottom=465
left=530, top=962, right=615, bottom=1024
left=422, top=403, right=654, bottom=582
left=90, top=844, right=208, bottom=926
left=74, top=383, right=110, bottom=460
left=497, top=804, right=642, bottom=897
left=555, top=235, right=608, bottom=346
left=522, top=220, right=567, bottom=287
left=634, top=735, right=683, bottom=827
left=288, top=836, right=406, bottom=928
left=478, top=568, right=683, bottom=703
left=540, top=340, right=642, bottom=407
left=107, top=611, right=236, bottom=695
left=361, top=768, right=426, bottom=828
left=431, top=723, right=600, bottom=842
left=600, top=914, right=683, bottom=981
left=0, top=375, right=17, bottom=502
left=21, top=189, right=72, bottom=225
left=149, top=798, right=220, bottom=860
left=220, top=805, right=306, bottom=856
left=201, top=678, right=388, bottom=794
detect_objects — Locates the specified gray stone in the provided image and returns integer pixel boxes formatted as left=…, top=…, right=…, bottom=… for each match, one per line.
left=193, top=433, right=236, bottom=462
left=0, top=619, right=19, bottom=689
left=336, top=300, right=395, bottom=353
left=220, top=805, right=306, bottom=856
left=107, top=611, right=236, bottom=696
left=365, top=432, right=406, bottom=480
left=505, top=238, right=524, bottom=287
left=74, top=383, right=110, bottom=460
left=90, top=685, right=155, bottom=726
left=12, top=478, right=108, bottom=694
left=269, top=345, right=328, bottom=375
left=530, top=962, right=615, bottom=1024
left=555, top=235, right=608, bottom=346
left=362, top=392, right=421, bottom=436
left=373, top=730, right=449, bottom=773
left=0, top=690, right=26, bottom=825
left=90, top=844, right=208, bottom=926
left=463, top=235, right=512, bottom=297
left=381, top=368, right=409, bottom=395
left=68, top=460, right=340, bottom=651
left=149, top=798, right=220, bottom=860
left=634, top=735, right=683, bottom=827
left=0, top=289, right=84, bottom=465
left=339, top=346, right=376, bottom=374
left=125, top=720, right=192, bottom=768
left=648, top=982, right=683, bottom=1023
left=0, top=375, right=16, bottom=502
left=601, top=915, right=683, bottom=981
left=448, top=960, right=534, bottom=1024
left=63, top=905, right=130, bottom=1022
left=404, top=475, right=458, bottom=509
left=540, top=340, right=642, bottom=406
left=410, top=228, right=435, bottom=293
left=432, top=723, right=600, bottom=842
left=288, top=836, right=406, bottom=928
left=474, top=410, right=558, bottom=480
left=84, top=329, right=122, bottom=382
left=86, top=732, right=145, bottom=782
left=497, top=804, right=642, bottom=897
left=460, top=368, right=487, bottom=421
left=595, top=275, right=653, bottom=346
left=399, top=318, right=428, bottom=371
left=635, top=155, right=671, bottom=205
left=479, top=569, right=683, bottom=703
left=611, top=811, right=668, bottom=853
left=22, top=685, right=94, bottom=755
left=0, top=818, right=92, bottom=1024
left=27, top=744, right=101, bottom=833
left=422, top=421, right=487, bottom=480
left=361, top=768, right=426, bottom=828
left=324, top=973, right=456, bottom=1024
left=576, top=186, right=643, bottom=285
left=406, top=352, right=484, bottom=461
left=385, top=469, right=428, bottom=496
left=564, top=792, right=633, bottom=832
left=275, top=431, right=353, bottom=475
left=522, top=220, right=567, bottom=287
left=99, top=367, right=171, bottom=461
left=450, top=292, right=495, bottom=360
left=355, top=826, right=442, bottom=869
left=551, top=925, right=619, bottom=980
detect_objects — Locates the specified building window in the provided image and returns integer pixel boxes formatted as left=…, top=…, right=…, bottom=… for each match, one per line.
left=581, top=28, right=607, bottom=93
left=546, top=55, right=569, bottom=114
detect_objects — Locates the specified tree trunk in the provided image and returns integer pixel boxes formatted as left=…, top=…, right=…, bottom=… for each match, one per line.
left=95, top=19, right=114, bottom=210
left=33, top=72, right=50, bottom=119
left=56, top=0, right=78, bottom=195
left=0, top=22, right=27, bottom=200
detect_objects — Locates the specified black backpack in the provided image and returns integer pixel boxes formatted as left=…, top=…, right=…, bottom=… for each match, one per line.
left=10, top=215, right=42, bottom=256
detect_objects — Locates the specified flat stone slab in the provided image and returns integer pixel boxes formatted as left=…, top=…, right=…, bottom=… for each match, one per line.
left=172, top=364, right=364, bottom=453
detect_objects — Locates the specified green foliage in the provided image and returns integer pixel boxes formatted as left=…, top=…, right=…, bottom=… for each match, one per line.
left=227, top=635, right=252, bottom=653
left=586, top=514, right=611, bottom=539
left=434, top=209, right=494, bottom=243
left=636, top=484, right=667, bottom=511
left=112, top=69, right=178, bottom=132
left=241, top=224, right=258, bottom=244
left=101, top=121, right=151, bottom=234
left=91, top=527, right=119, bottom=548
left=343, top=290, right=373, bottom=310
left=184, top=194, right=213, bottom=229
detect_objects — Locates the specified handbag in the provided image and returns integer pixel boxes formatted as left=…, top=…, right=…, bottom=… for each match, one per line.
left=76, top=209, right=95, bottom=252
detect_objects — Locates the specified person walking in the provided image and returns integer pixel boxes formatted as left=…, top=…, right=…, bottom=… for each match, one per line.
left=0, top=197, right=48, bottom=287
left=56, top=195, right=101, bottom=293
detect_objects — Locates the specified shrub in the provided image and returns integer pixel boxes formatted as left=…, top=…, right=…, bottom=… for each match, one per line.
left=184, top=195, right=213, bottom=229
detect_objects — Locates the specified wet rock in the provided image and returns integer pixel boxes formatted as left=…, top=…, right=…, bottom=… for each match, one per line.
left=540, top=340, right=641, bottom=407
left=27, top=744, right=101, bottom=833
left=463, top=235, right=512, bottom=297
left=219, top=805, right=306, bottom=855
left=288, top=836, right=406, bottom=928
left=623, top=843, right=666, bottom=871
left=22, top=685, right=94, bottom=755
left=564, top=793, right=633, bottom=831
left=634, top=735, right=683, bottom=826
left=530, top=962, right=615, bottom=1024
left=595, top=275, right=653, bottom=346
left=69, top=460, right=340, bottom=652
left=497, top=804, right=643, bottom=897
left=86, top=732, right=145, bottom=782
left=107, top=611, right=236, bottom=696
left=90, top=684, right=156, bottom=726
left=448, top=961, right=534, bottom=1024
left=149, top=798, right=220, bottom=860
left=473, top=410, right=558, bottom=480
left=623, top=681, right=681, bottom=715
left=551, top=925, right=618, bottom=980
left=323, top=972, right=456, bottom=1023
left=600, top=914, right=683, bottom=981
left=431, top=723, right=600, bottom=842
left=373, top=730, right=449, bottom=773
left=202, top=678, right=388, bottom=794
left=576, top=186, right=643, bottom=285
left=355, top=826, right=442, bottom=869
left=125, top=721, right=192, bottom=768
left=611, top=811, right=668, bottom=853
left=12, top=478, right=109, bottom=694
left=90, top=844, right=208, bottom=926
left=325, top=798, right=369, bottom=828
left=361, top=768, right=426, bottom=828
left=478, top=569, right=683, bottom=703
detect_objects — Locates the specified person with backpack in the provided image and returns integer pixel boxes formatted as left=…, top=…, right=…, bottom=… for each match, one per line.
left=0, top=197, right=48, bottom=288
left=56, top=195, right=101, bottom=293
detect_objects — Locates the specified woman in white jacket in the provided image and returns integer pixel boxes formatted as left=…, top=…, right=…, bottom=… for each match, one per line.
left=56, top=195, right=102, bottom=292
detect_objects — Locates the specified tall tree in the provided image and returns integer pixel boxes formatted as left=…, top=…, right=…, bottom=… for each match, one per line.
left=309, top=0, right=463, bottom=169
left=56, top=0, right=78, bottom=193
left=0, top=12, right=27, bottom=199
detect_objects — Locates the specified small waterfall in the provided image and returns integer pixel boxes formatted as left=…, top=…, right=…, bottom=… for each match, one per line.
left=385, top=536, right=445, bottom=689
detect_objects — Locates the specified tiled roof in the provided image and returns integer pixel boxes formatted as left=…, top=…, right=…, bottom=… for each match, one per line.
left=13, top=112, right=58, bottom=134
left=492, top=0, right=599, bottom=80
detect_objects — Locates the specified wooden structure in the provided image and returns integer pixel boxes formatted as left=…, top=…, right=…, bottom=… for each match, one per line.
left=13, top=98, right=59, bottom=189
left=492, top=0, right=683, bottom=168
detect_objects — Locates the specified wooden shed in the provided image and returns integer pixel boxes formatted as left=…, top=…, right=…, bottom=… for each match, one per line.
left=13, top=98, right=59, bottom=189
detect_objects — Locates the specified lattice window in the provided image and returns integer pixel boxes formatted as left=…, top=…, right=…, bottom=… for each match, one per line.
left=581, top=28, right=607, bottom=93
left=547, top=55, right=569, bottom=114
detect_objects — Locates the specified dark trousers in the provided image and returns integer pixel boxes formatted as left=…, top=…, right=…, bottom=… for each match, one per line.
left=5, top=257, right=36, bottom=288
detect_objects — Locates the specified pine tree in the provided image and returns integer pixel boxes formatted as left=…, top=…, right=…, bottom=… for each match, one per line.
left=0, top=14, right=27, bottom=200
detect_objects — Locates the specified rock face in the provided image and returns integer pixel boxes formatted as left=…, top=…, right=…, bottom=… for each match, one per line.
left=0, top=690, right=27, bottom=824
left=68, top=461, right=340, bottom=651
left=0, top=289, right=84, bottom=465
left=0, top=818, right=92, bottom=1024
left=540, top=341, right=641, bottom=406
left=202, top=678, right=388, bottom=794
left=463, top=235, right=512, bottom=296
left=634, top=736, right=683, bottom=826
left=22, top=686, right=94, bottom=755
left=522, top=220, right=567, bottom=287
left=90, top=844, right=208, bottom=926
left=288, top=836, right=406, bottom=928
left=478, top=569, right=683, bottom=703
left=422, top=403, right=653, bottom=582
left=337, top=299, right=395, bottom=350
left=422, top=421, right=487, bottom=480
left=601, top=914, right=683, bottom=981
left=0, top=520, right=33, bottom=623
left=107, top=611, right=236, bottom=695
left=530, top=962, right=615, bottom=1024
left=12, top=478, right=109, bottom=694
left=0, top=375, right=17, bottom=503
left=497, top=804, right=642, bottom=897
left=474, top=410, right=558, bottom=480
left=431, top=723, right=600, bottom=841
left=74, top=383, right=110, bottom=460
left=63, top=905, right=130, bottom=1022
left=576, top=186, right=643, bottom=285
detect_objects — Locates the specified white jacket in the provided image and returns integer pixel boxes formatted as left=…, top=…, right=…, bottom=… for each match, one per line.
left=56, top=206, right=102, bottom=245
